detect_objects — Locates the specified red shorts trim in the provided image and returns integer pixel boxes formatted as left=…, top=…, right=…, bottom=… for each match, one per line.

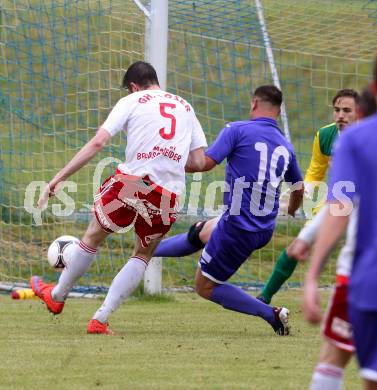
left=94, top=172, right=177, bottom=247
left=335, top=274, right=349, bottom=285
left=322, top=283, right=354, bottom=352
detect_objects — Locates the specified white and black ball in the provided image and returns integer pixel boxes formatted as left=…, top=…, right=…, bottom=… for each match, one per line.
left=47, top=235, right=79, bottom=271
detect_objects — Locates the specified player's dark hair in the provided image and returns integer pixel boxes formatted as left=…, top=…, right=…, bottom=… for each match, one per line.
left=122, top=61, right=159, bottom=90
left=253, top=85, right=282, bottom=107
left=332, top=89, right=360, bottom=106
left=358, top=87, right=377, bottom=118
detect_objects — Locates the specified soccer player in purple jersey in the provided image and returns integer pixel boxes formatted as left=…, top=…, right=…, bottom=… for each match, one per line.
left=304, top=57, right=377, bottom=389
left=288, top=88, right=376, bottom=390
left=186, top=85, right=304, bottom=335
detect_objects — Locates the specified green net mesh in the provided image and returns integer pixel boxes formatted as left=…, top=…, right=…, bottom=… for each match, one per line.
left=1, top=0, right=376, bottom=290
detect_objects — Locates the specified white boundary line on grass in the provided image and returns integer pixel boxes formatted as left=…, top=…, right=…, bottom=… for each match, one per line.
left=254, top=0, right=291, bottom=141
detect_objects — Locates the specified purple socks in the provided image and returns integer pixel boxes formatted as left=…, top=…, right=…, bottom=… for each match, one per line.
left=211, top=283, right=275, bottom=324
left=153, top=233, right=201, bottom=257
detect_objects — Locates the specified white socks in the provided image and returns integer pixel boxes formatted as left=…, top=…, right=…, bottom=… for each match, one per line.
left=92, top=257, right=147, bottom=324
left=310, top=363, right=344, bottom=390
left=52, top=241, right=97, bottom=301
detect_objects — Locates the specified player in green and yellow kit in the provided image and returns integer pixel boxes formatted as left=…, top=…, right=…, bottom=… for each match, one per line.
left=257, top=88, right=360, bottom=303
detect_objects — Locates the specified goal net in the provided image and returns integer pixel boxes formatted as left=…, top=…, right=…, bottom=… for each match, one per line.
left=1, top=0, right=375, bottom=291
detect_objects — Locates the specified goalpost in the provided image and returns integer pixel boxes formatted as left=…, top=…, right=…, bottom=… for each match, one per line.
left=136, top=0, right=169, bottom=294
left=254, top=0, right=290, bottom=141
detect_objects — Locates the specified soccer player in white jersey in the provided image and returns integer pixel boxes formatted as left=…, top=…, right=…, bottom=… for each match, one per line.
left=30, top=61, right=207, bottom=334
left=300, top=86, right=377, bottom=390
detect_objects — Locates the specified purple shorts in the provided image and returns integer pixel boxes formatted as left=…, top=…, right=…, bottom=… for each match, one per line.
left=349, top=306, right=377, bottom=382
left=199, top=217, right=273, bottom=283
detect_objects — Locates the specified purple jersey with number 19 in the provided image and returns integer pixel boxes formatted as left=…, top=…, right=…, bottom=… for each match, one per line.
left=205, top=117, right=303, bottom=232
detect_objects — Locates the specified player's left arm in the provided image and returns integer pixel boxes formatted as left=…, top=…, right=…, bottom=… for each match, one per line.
left=287, top=184, right=304, bottom=216
left=285, top=151, right=304, bottom=216
left=38, top=128, right=111, bottom=208
left=39, top=97, right=130, bottom=208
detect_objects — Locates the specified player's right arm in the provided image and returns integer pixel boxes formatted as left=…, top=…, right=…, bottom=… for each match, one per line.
left=284, top=151, right=304, bottom=216
left=38, top=96, right=130, bottom=208
left=185, top=148, right=215, bottom=172
left=38, top=128, right=111, bottom=208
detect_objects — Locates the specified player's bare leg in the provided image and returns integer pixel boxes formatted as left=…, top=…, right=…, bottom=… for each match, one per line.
left=89, top=235, right=162, bottom=333
left=195, top=267, right=290, bottom=335
left=319, top=340, right=352, bottom=367
left=310, top=340, right=352, bottom=390
left=132, top=234, right=162, bottom=260
left=198, top=217, right=218, bottom=243
left=82, top=217, right=111, bottom=248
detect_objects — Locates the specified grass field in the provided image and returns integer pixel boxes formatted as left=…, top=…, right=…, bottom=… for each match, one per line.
left=0, top=290, right=360, bottom=390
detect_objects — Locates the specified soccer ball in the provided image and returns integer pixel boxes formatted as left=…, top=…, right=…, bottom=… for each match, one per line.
left=47, top=235, right=79, bottom=271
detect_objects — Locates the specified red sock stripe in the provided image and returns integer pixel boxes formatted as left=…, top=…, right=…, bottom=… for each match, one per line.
left=315, top=367, right=343, bottom=379
left=79, top=241, right=97, bottom=254
left=131, top=256, right=148, bottom=266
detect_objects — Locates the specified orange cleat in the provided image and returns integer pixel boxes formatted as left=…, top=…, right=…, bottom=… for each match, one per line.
left=30, top=276, right=65, bottom=315
left=87, top=319, right=114, bottom=335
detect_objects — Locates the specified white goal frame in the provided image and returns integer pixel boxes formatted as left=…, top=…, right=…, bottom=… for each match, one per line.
left=133, top=0, right=168, bottom=294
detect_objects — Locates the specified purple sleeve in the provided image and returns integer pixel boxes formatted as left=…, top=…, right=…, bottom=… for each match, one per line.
left=327, top=134, right=357, bottom=202
left=205, top=124, right=237, bottom=164
left=284, top=152, right=303, bottom=184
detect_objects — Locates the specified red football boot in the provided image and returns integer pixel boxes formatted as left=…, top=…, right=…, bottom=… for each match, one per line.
left=30, top=276, right=65, bottom=315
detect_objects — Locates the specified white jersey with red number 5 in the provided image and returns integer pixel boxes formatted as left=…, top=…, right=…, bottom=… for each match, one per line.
left=101, top=89, right=207, bottom=195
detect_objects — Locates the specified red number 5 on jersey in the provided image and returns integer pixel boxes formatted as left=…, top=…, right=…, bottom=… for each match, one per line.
left=159, top=102, right=176, bottom=140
